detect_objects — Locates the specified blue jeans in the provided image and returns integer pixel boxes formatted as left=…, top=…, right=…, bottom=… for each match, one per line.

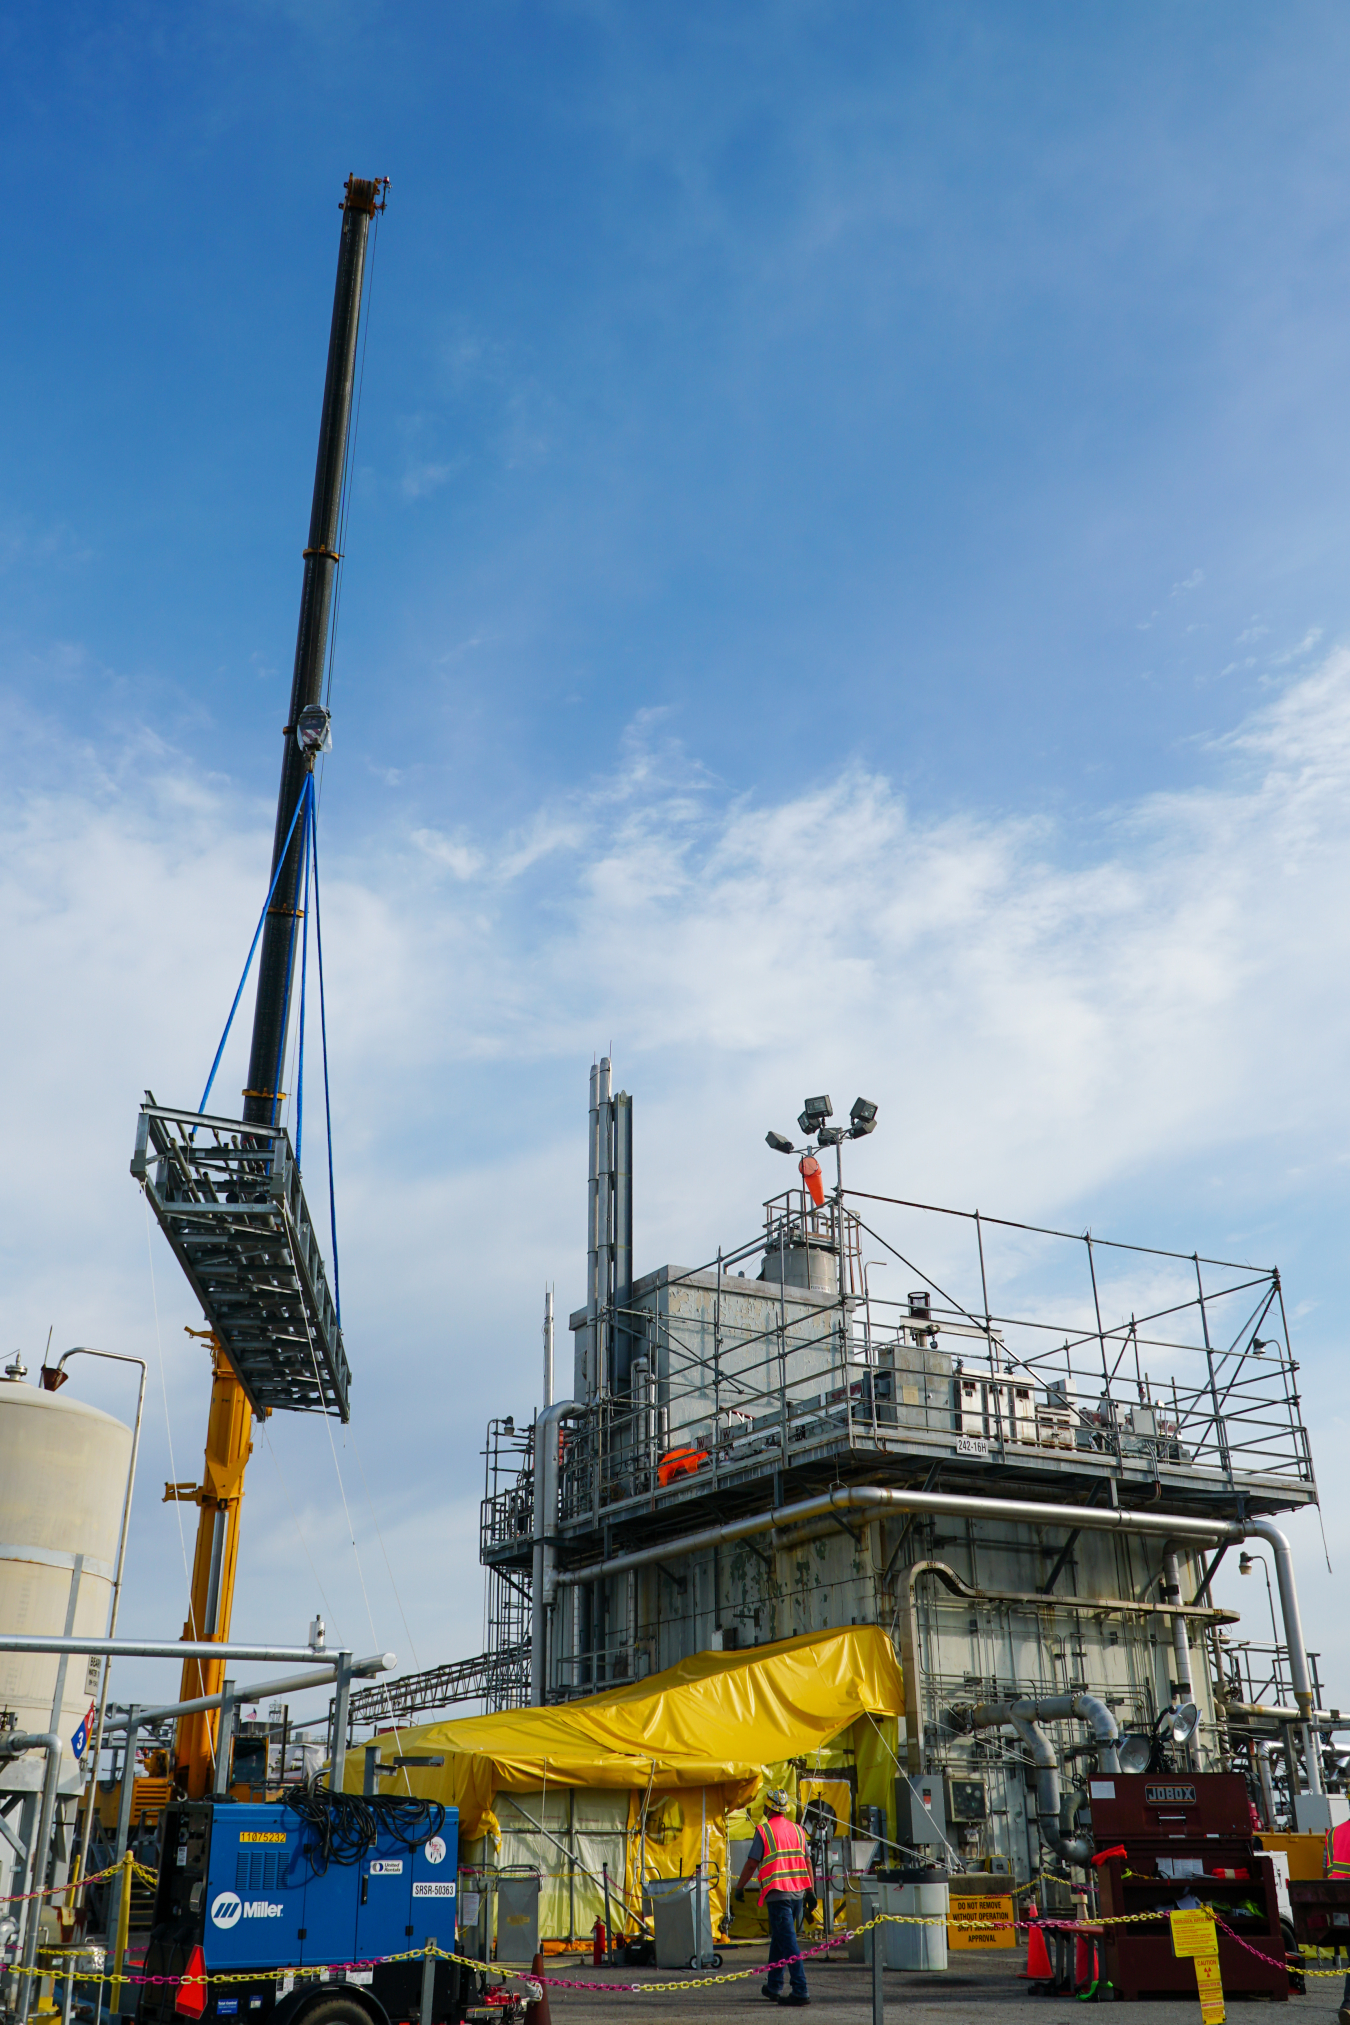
left=765, top=1896, right=807, bottom=1997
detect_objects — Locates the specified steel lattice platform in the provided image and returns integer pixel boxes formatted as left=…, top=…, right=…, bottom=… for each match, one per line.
left=132, top=1097, right=350, bottom=1421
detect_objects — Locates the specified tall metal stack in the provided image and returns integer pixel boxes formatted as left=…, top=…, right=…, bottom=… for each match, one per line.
left=578, top=1057, right=633, bottom=1401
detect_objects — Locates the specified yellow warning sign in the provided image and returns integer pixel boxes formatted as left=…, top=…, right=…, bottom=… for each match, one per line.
left=1170, top=1908, right=1217, bottom=1958
left=1170, top=1909, right=1224, bottom=2023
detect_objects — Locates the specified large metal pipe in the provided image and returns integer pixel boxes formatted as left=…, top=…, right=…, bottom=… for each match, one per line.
left=3, top=1732, right=62, bottom=2025
left=1161, top=1551, right=1193, bottom=1697
left=243, top=175, right=384, bottom=1128
left=0, top=1637, right=349, bottom=1661
left=531, top=1402, right=581, bottom=1705
left=553, top=1483, right=1233, bottom=1587
left=968, top=1697, right=1118, bottom=1866
left=98, top=1650, right=393, bottom=1731
left=1243, top=1517, right=1323, bottom=1794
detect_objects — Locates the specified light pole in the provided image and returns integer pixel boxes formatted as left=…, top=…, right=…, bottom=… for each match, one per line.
left=1238, top=1551, right=1283, bottom=1688
left=39, top=1348, right=148, bottom=1921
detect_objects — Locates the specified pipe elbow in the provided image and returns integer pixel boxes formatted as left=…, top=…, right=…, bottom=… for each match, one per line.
left=1070, top=1693, right=1121, bottom=1773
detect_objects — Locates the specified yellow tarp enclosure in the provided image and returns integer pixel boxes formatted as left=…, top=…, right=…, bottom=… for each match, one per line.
left=344, top=1625, right=904, bottom=1946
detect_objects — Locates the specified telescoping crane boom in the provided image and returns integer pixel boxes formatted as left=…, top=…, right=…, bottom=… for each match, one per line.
left=133, top=174, right=386, bottom=1797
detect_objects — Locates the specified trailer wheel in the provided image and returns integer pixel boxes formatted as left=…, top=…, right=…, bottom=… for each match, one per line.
left=296, top=1997, right=377, bottom=2025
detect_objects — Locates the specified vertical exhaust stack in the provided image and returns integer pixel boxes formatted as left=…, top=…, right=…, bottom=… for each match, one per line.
left=243, top=175, right=387, bottom=1129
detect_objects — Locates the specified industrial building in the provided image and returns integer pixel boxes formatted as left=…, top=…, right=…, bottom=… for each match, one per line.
left=471, top=1059, right=1335, bottom=1882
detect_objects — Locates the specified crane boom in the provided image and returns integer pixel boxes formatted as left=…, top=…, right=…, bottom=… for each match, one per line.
left=167, top=174, right=385, bottom=1796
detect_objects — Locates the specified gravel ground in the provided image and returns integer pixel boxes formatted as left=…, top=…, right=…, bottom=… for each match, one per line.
left=530, top=1945, right=1350, bottom=2023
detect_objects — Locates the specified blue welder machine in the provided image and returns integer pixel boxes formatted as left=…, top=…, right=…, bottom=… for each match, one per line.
left=137, top=1788, right=513, bottom=2025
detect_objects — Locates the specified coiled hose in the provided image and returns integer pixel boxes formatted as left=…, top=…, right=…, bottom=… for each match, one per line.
left=284, top=1773, right=446, bottom=1872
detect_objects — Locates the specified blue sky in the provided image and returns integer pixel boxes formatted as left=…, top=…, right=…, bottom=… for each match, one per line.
left=4, top=3, right=1350, bottom=1715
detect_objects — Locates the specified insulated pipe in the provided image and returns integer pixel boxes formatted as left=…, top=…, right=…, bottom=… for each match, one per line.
left=553, top=1483, right=1235, bottom=1587
left=1161, top=1551, right=1193, bottom=1697
left=1243, top=1518, right=1324, bottom=1795
left=0, top=1638, right=348, bottom=1662
left=1255, top=1742, right=1277, bottom=1829
left=531, top=1401, right=581, bottom=1705
left=969, top=1697, right=1119, bottom=1866
left=3, top=1733, right=63, bottom=2025
left=97, top=1651, right=394, bottom=1732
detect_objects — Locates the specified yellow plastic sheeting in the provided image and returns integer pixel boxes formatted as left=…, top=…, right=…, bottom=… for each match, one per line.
left=625, top=1786, right=731, bottom=1939
left=349, top=1624, right=905, bottom=1841
left=854, top=1711, right=901, bottom=1827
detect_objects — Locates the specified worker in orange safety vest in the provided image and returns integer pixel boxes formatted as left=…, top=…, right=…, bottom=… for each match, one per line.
left=735, top=1789, right=817, bottom=2007
left=1329, top=1816, right=1350, bottom=2025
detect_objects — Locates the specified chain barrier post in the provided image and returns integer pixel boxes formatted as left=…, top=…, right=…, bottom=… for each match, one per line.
left=870, top=1910, right=884, bottom=2025
left=419, top=1937, right=436, bottom=2025
left=110, top=1850, right=134, bottom=2017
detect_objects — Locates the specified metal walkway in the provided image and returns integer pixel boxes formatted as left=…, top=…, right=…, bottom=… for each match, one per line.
left=132, top=1097, right=350, bottom=1421
left=342, top=1645, right=531, bottom=1739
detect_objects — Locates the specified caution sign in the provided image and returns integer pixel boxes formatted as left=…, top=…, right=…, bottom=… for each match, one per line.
left=1170, top=1907, right=1224, bottom=2024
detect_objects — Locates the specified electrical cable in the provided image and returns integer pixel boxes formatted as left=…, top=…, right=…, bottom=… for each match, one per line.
left=284, top=1222, right=381, bottom=1662
left=144, top=1199, right=194, bottom=1623
left=283, top=1771, right=444, bottom=1873
left=198, top=777, right=313, bottom=1116
left=346, top=1428, right=422, bottom=1671
left=310, top=799, right=342, bottom=1325
left=262, top=1425, right=341, bottom=1646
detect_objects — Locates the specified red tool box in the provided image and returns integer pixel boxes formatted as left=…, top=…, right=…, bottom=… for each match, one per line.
left=1088, top=1772, right=1288, bottom=2001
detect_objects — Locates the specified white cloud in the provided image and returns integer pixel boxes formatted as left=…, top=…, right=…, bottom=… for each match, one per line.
left=3, top=657, right=1349, bottom=1707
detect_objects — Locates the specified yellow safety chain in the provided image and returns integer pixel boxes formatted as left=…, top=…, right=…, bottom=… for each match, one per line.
left=18, top=1905, right=1345, bottom=1994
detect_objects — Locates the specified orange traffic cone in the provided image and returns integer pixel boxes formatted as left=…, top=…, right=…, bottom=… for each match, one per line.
left=1024, top=1902, right=1053, bottom=1983
left=525, top=1953, right=552, bottom=2025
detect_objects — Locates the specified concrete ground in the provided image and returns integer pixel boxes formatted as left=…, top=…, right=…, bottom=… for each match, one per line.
left=531, top=1945, right=1350, bottom=2023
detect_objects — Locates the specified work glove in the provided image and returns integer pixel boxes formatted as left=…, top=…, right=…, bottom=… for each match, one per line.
left=803, top=1891, right=819, bottom=1919
left=734, top=1886, right=745, bottom=1902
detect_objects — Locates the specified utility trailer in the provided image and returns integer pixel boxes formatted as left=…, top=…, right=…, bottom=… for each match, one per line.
left=137, top=1800, right=519, bottom=2025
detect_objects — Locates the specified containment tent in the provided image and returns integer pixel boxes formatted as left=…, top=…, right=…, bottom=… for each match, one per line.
left=346, top=1625, right=905, bottom=1946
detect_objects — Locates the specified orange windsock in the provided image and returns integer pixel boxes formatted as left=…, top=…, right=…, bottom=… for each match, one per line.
left=799, top=1154, right=825, bottom=1207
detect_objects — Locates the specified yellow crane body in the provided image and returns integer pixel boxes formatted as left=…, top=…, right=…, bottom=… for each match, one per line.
left=164, top=1331, right=258, bottom=1797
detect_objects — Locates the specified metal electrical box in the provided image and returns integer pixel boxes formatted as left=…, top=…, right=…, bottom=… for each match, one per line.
left=944, top=1774, right=987, bottom=1824
left=894, top=1774, right=948, bottom=1848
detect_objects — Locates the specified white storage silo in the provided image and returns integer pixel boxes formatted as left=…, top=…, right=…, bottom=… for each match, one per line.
left=0, top=1363, right=133, bottom=1807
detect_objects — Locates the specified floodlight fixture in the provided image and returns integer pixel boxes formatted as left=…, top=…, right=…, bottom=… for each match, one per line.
left=1239, top=1553, right=1255, bottom=1575
left=766, top=1131, right=795, bottom=1154
left=1117, top=1733, right=1152, bottom=1774
left=849, top=1095, right=878, bottom=1138
left=797, top=1112, right=813, bottom=1136
left=817, top=1125, right=845, bottom=1147
left=1164, top=1701, right=1200, bottom=1746
left=802, top=1095, right=833, bottom=1121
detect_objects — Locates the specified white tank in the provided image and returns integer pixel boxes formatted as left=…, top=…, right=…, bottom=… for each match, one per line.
left=0, top=1367, right=132, bottom=1794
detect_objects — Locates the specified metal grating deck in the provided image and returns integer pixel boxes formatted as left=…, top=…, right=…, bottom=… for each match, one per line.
left=132, top=1097, right=350, bottom=1421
